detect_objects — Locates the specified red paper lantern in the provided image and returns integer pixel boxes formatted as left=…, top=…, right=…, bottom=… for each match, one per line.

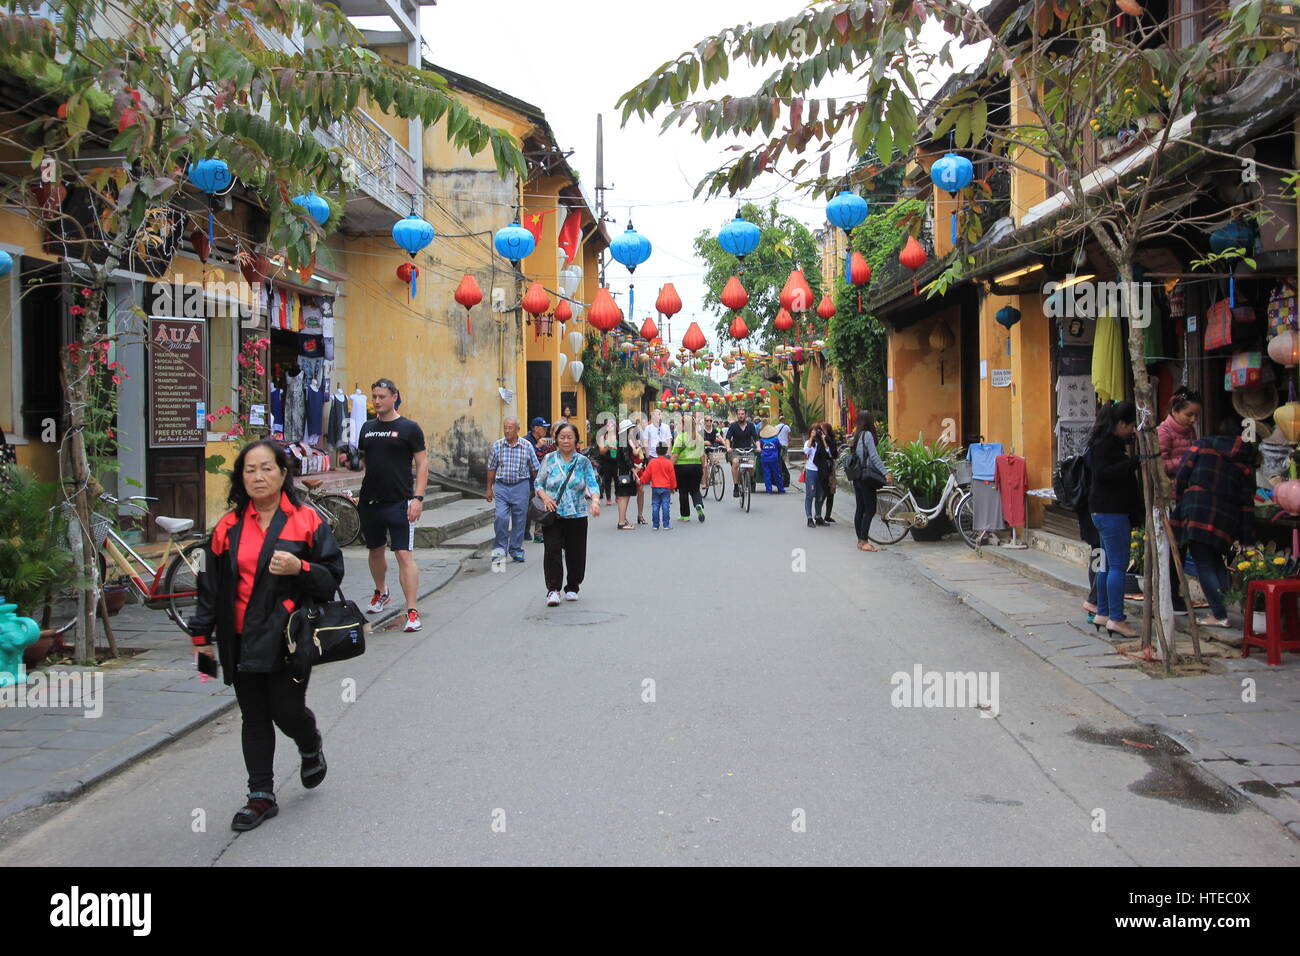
left=791, top=346, right=805, bottom=363
left=396, top=262, right=419, bottom=301
left=639, top=316, right=659, bottom=341
left=190, top=228, right=210, bottom=264
left=848, top=251, right=871, bottom=285
left=454, top=272, right=483, bottom=333
left=662, top=388, right=674, bottom=402
left=682, top=321, right=707, bottom=353
left=774, top=308, right=794, bottom=333
left=780, top=269, right=814, bottom=313
left=656, top=283, right=682, bottom=318
left=729, top=314, right=750, bottom=340
left=554, top=298, right=572, bottom=324
left=522, top=281, right=550, bottom=317
left=588, top=287, right=621, bottom=332
left=240, top=251, right=270, bottom=285
left=721, top=276, right=749, bottom=312
left=900, top=235, right=927, bottom=295
left=816, top=295, right=836, bottom=319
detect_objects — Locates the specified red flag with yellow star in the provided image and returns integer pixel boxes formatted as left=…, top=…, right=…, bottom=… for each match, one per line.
left=523, top=208, right=554, bottom=247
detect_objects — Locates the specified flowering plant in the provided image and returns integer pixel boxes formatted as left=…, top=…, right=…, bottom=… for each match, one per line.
left=1224, top=543, right=1299, bottom=608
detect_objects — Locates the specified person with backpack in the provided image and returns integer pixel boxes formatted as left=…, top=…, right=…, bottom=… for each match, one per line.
left=1088, top=402, right=1143, bottom=639
left=847, top=411, right=891, bottom=550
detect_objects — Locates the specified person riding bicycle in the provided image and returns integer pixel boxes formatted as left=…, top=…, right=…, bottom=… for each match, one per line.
left=723, top=408, right=759, bottom=497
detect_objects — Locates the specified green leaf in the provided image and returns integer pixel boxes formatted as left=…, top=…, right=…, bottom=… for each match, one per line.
left=955, top=108, right=970, bottom=148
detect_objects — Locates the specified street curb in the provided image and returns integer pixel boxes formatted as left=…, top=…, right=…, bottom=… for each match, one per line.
left=906, top=552, right=1300, bottom=840
left=0, top=558, right=465, bottom=828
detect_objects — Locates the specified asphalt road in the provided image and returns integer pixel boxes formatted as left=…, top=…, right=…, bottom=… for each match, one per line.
left=2, top=488, right=1296, bottom=866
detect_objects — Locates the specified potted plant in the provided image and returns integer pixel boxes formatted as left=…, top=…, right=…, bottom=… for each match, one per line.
left=1224, top=543, right=1297, bottom=628
left=0, top=465, right=81, bottom=664
left=887, top=436, right=957, bottom=541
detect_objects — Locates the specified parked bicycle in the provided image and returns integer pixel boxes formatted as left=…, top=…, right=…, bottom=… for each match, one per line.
left=299, top=478, right=361, bottom=547
left=705, top=446, right=727, bottom=502
left=65, top=493, right=206, bottom=628
left=870, top=457, right=977, bottom=547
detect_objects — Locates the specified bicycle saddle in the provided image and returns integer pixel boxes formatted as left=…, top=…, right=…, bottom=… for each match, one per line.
left=302, top=478, right=325, bottom=489
left=155, top=515, right=194, bottom=534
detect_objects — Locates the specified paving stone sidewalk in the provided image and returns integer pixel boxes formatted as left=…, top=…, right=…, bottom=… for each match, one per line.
left=899, top=540, right=1300, bottom=839
left=0, top=550, right=462, bottom=826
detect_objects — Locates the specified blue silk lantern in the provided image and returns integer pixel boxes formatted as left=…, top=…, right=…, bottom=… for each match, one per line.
left=1210, top=222, right=1253, bottom=307
left=292, top=191, right=331, bottom=227
left=493, top=221, right=535, bottom=265
left=187, top=159, right=232, bottom=246
left=0, top=249, right=12, bottom=277
left=718, top=212, right=761, bottom=260
left=931, top=152, right=975, bottom=245
left=995, top=305, right=1022, bottom=330
left=826, top=189, right=869, bottom=284
left=392, top=214, right=434, bottom=300
left=610, top=221, right=652, bottom=316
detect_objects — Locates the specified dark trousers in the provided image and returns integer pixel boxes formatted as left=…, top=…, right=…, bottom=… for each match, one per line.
left=779, top=446, right=790, bottom=486
left=544, top=515, right=588, bottom=593
left=232, top=667, right=319, bottom=795
left=1187, top=541, right=1229, bottom=619
left=675, top=463, right=704, bottom=515
left=822, top=466, right=836, bottom=517
left=853, top=479, right=878, bottom=542
left=598, top=457, right=616, bottom=501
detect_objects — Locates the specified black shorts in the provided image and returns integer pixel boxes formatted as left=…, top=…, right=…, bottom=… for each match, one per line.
left=359, top=500, right=415, bottom=552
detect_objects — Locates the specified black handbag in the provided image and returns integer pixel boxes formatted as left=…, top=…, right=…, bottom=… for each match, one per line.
left=530, top=457, right=579, bottom=531
left=285, top=588, right=366, bottom=683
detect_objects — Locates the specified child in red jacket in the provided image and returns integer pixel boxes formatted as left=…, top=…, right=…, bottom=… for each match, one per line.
left=638, top=445, right=678, bottom=529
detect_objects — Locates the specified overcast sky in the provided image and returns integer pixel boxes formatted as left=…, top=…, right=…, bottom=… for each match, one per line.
left=362, top=1, right=985, bottom=363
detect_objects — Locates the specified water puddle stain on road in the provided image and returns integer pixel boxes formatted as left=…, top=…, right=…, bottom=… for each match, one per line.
left=1070, top=725, right=1242, bottom=814
left=527, top=610, right=624, bottom=627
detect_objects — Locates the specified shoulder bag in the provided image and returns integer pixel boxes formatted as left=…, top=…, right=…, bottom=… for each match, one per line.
left=530, top=457, right=579, bottom=530
left=285, top=587, right=366, bottom=684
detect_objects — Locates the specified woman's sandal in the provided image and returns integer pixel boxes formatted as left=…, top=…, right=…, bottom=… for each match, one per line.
left=637, top=516, right=648, bottom=525
left=618, top=522, right=634, bottom=530
left=1196, top=616, right=1230, bottom=628
left=300, top=741, right=327, bottom=789
left=231, top=793, right=278, bottom=831
left=858, top=541, right=879, bottom=552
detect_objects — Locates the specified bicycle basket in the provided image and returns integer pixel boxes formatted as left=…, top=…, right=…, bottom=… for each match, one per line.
left=61, top=504, right=113, bottom=550
left=951, top=459, right=973, bottom=485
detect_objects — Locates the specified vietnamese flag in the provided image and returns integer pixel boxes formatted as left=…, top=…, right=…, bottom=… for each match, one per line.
left=557, top=208, right=582, bottom=265
left=524, top=208, right=554, bottom=247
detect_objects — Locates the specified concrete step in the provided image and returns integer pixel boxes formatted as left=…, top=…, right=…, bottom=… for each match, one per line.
left=440, top=524, right=498, bottom=552
left=413, top=499, right=495, bottom=548
left=422, top=489, right=462, bottom=510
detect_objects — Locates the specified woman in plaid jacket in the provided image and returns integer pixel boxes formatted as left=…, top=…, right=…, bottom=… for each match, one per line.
left=1173, top=419, right=1257, bottom=627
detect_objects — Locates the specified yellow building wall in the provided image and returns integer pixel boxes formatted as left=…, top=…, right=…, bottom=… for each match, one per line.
left=887, top=305, right=963, bottom=444
left=979, top=294, right=1014, bottom=447
left=1010, top=74, right=1050, bottom=224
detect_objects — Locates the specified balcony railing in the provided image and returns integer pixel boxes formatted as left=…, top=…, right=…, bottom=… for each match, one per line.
left=317, top=109, right=418, bottom=224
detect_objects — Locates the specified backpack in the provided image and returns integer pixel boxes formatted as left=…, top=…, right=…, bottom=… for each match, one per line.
left=844, top=433, right=869, bottom=482
left=1053, top=452, right=1090, bottom=511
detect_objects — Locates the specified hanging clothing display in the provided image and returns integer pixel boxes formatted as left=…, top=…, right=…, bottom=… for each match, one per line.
left=348, top=388, right=367, bottom=447
left=1055, top=375, right=1096, bottom=421
left=306, top=383, right=324, bottom=442
left=299, top=356, right=324, bottom=389
left=282, top=367, right=305, bottom=443
left=996, top=454, right=1027, bottom=527
left=968, top=442, right=1004, bottom=482
left=269, top=385, right=283, bottom=440
left=1091, top=313, right=1126, bottom=403
left=328, top=391, right=346, bottom=446
left=971, top=479, right=1004, bottom=532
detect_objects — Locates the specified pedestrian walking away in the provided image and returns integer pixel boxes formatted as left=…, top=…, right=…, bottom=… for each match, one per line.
left=775, top=415, right=791, bottom=487
left=803, top=424, right=832, bottom=526
left=850, top=411, right=891, bottom=551
left=1087, top=401, right=1142, bottom=639
left=486, top=417, right=541, bottom=564
left=534, top=422, right=600, bottom=605
left=758, top=424, right=785, bottom=494
left=356, top=378, right=428, bottom=632
left=671, top=412, right=707, bottom=522
left=595, top=417, right=619, bottom=505
left=186, top=439, right=345, bottom=832
left=639, top=443, right=678, bottom=528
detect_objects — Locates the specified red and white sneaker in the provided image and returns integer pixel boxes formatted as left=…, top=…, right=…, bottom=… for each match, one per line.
left=403, top=609, right=422, bottom=632
left=366, top=590, right=391, bottom=614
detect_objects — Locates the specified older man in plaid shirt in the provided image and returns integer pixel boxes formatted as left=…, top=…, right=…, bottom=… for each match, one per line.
left=486, top=417, right=541, bottom=562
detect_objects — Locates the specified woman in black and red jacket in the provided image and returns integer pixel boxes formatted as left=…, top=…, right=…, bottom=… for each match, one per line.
left=188, top=439, right=345, bottom=832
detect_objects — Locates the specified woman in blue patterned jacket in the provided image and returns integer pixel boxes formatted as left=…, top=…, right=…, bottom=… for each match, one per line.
left=533, top=422, right=601, bottom=607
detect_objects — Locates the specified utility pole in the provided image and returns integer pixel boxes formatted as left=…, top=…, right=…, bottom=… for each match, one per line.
left=596, top=113, right=608, bottom=287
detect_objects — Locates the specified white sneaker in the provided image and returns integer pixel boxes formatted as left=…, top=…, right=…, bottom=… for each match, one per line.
left=564, top=591, right=579, bottom=601
left=546, top=591, right=561, bottom=607
left=366, top=590, right=391, bottom=614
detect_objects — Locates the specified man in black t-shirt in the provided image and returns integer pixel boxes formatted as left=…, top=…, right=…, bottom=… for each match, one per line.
left=723, top=408, right=759, bottom=497
left=357, top=378, right=428, bottom=632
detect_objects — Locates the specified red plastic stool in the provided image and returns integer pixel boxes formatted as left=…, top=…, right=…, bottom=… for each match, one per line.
left=1242, top=578, right=1300, bottom=666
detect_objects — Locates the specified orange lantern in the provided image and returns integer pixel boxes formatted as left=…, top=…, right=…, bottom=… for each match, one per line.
left=522, top=281, right=550, bottom=317
left=774, top=308, right=794, bottom=333
left=848, top=251, right=871, bottom=286
left=454, top=273, right=482, bottom=334
left=900, top=236, right=927, bottom=295
left=554, top=298, right=572, bottom=325
left=682, top=321, right=707, bottom=353
left=816, top=295, right=836, bottom=319
left=729, top=314, right=750, bottom=340
left=396, top=262, right=419, bottom=301
left=640, top=316, right=659, bottom=341
left=721, top=276, right=749, bottom=312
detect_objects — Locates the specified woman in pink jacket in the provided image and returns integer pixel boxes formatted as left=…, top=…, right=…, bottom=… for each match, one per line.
left=1157, top=387, right=1201, bottom=478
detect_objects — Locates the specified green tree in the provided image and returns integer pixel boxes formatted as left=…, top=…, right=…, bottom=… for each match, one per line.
left=618, top=0, right=1292, bottom=664
left=827, top=197, right=926, bottom=414
left=0, top=0, right=526, bottom=660
left=694, top=199, right=823, bottom=350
